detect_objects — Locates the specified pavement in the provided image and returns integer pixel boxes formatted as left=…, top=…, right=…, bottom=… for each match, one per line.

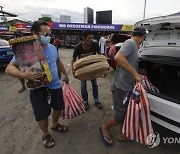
left=0, top=48, right=179, bottom=154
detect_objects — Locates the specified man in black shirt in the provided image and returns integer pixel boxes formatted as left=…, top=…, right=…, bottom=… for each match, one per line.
left=72, top=30, right=103, bottom=110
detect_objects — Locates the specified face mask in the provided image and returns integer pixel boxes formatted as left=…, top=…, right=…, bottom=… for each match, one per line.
left=85, top=40, right=93, bottom=46
left=40, top=35, right=51, bottom=45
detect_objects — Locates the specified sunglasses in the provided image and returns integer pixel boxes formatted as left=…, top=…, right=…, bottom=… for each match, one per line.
left=41, top=33, right=52, bottom=37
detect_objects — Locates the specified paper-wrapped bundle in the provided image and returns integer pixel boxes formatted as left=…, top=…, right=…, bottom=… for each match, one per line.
left=73, top=55, right=110, bottom=81
left=9, top=35, right=52, bottom=88
left=73, top=55, right=106, bottom=70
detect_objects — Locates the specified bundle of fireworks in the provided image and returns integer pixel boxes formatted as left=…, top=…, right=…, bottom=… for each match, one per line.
left=9, top=35, right=52, bottom=88
left=73, top=55, right=110, bottom=80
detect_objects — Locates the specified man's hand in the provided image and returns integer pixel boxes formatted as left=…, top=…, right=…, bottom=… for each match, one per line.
left=63, top=74, right=69, bottom=83
left=72, top=68, right=78, bottom=79
left=72, top=69, right=76, bottom=78
left=134, top=73, right=143, bottom=82
left=23, top=67, right=43, bottom=81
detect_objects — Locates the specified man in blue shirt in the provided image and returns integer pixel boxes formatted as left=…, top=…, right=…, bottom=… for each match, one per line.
left=6, top=21, right=69, bottom=148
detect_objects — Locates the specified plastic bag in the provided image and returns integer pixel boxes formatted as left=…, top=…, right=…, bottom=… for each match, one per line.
left=122, top=82, right=159, bottom=147
left=141, top=76, right=159, bottom=94
left=63, top=83, right=85, bottom=119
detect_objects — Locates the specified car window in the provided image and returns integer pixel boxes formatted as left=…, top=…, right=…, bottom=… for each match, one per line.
left=153, top=33, right=170, bottom=40
left=0, top=39, right=9, bottom=46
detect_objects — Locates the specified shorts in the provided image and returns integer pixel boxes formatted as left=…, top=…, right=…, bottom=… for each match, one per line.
left=111, top=86, right=131, bottom=123
left=30, top=87, right=64, bottom=121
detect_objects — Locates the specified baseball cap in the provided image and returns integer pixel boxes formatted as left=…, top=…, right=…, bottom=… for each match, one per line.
left=132, top=26, right=146, bottom=36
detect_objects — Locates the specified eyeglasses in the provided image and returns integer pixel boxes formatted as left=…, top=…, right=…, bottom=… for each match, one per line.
left=41, top=33, right=52, bottom=37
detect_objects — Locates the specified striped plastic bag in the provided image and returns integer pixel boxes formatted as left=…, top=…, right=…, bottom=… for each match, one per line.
left=141, top=76, right=159, bottom=94
left=122, top=82, right=156, bottom=146
left=63, top=83, right=85, bottom=119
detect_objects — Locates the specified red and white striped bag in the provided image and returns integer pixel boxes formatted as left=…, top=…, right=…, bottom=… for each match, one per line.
left=141, top=76, right=159, bottom=94
left=63, top=83, right=85, bottom=119
left=122, top=82, right=154, bottom=145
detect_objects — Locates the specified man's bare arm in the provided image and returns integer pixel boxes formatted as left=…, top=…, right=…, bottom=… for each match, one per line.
left=57, top=58, right=68, bottom=76
left=114, top=52, right=143, bottom=82
left=71, top=57, right=77, bottom=78
left=57, top=58, right=69, bottom=82
left=71, top=57, right=77, bottom=69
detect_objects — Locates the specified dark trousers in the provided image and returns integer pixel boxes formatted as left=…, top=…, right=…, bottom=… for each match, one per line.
left=80, top=79, right=99, bottom=104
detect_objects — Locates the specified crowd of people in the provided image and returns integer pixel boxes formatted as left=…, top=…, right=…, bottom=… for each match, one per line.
left=5, top=20, right=146, bottom=148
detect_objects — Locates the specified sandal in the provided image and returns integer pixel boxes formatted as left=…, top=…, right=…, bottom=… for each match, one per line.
left=51, top=123, right=68, bottom=132
left=99, top=127, right=113, bottom=146
left=42, top=134, right=55, bottom=148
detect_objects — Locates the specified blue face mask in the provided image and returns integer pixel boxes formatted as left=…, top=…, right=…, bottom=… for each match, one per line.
left=40, top=35, right=51, bottom=45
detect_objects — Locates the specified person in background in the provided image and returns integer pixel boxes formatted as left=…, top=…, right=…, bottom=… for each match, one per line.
left=107, top=33, right=122, bottom=59
left=106, top=33, right=114, bottom=55
left=50, top=36, right=61, bottom=52
left=99, top=33, right=106, bottom=55
left=71, top=30, right=103, bottom=111
left=99, top=26, right=146, bottom=145
left=6, top=21, right=69, bottom=148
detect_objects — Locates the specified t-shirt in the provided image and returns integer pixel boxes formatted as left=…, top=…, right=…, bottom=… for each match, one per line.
left=73, top=42, right=101, bottom=59
left=112, top=39, right=139, bottom=91
left=11, top=43, right=61, bottom=89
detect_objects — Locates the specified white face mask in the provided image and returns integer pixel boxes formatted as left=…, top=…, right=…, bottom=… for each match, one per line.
left=40, top=35, right=51, bottom=45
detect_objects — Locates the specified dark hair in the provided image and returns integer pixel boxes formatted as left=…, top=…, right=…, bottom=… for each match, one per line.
left=82, top=30, right=93, bottom=39
left=111, top=33, right=122, bottom=44
left=132, top=26, right=146, bottom=37
left=31, top=21, right=49, bottom=34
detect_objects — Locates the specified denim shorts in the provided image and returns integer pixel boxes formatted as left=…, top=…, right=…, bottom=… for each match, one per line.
left=30, top=87, right=64, bottom=121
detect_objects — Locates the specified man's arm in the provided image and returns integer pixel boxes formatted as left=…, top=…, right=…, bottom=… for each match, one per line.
left=56, top=58, right=69, bottom=82
left=5, top=62, right=42, bottom=81
left=114, top=52, right=143, bottom=82
left=99, top=38, right=101, bottom=47
left=95, top=43, right=101, bottom=55
left=71, top=57, right=77, bottom=69
left=71, top=45, right=79, bottom=78
left=71, top=57, right=77, bottom=78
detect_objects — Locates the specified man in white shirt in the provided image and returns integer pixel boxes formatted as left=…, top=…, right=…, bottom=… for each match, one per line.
left=99, top=35, right=106, bottom=55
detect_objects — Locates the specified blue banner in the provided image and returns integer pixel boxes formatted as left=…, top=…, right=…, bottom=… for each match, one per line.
left=51, top=22, right=123, bottom=31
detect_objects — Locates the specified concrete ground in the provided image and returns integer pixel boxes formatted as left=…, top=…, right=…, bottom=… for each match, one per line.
left=0, top=48, right=179, bottom=154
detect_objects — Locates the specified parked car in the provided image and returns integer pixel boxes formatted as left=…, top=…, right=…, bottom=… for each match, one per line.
left=136, top=15, right=180, bottom=134
left=0, top=39, right=14, bottom=66
left=65, top=35, right=80, bottom=48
